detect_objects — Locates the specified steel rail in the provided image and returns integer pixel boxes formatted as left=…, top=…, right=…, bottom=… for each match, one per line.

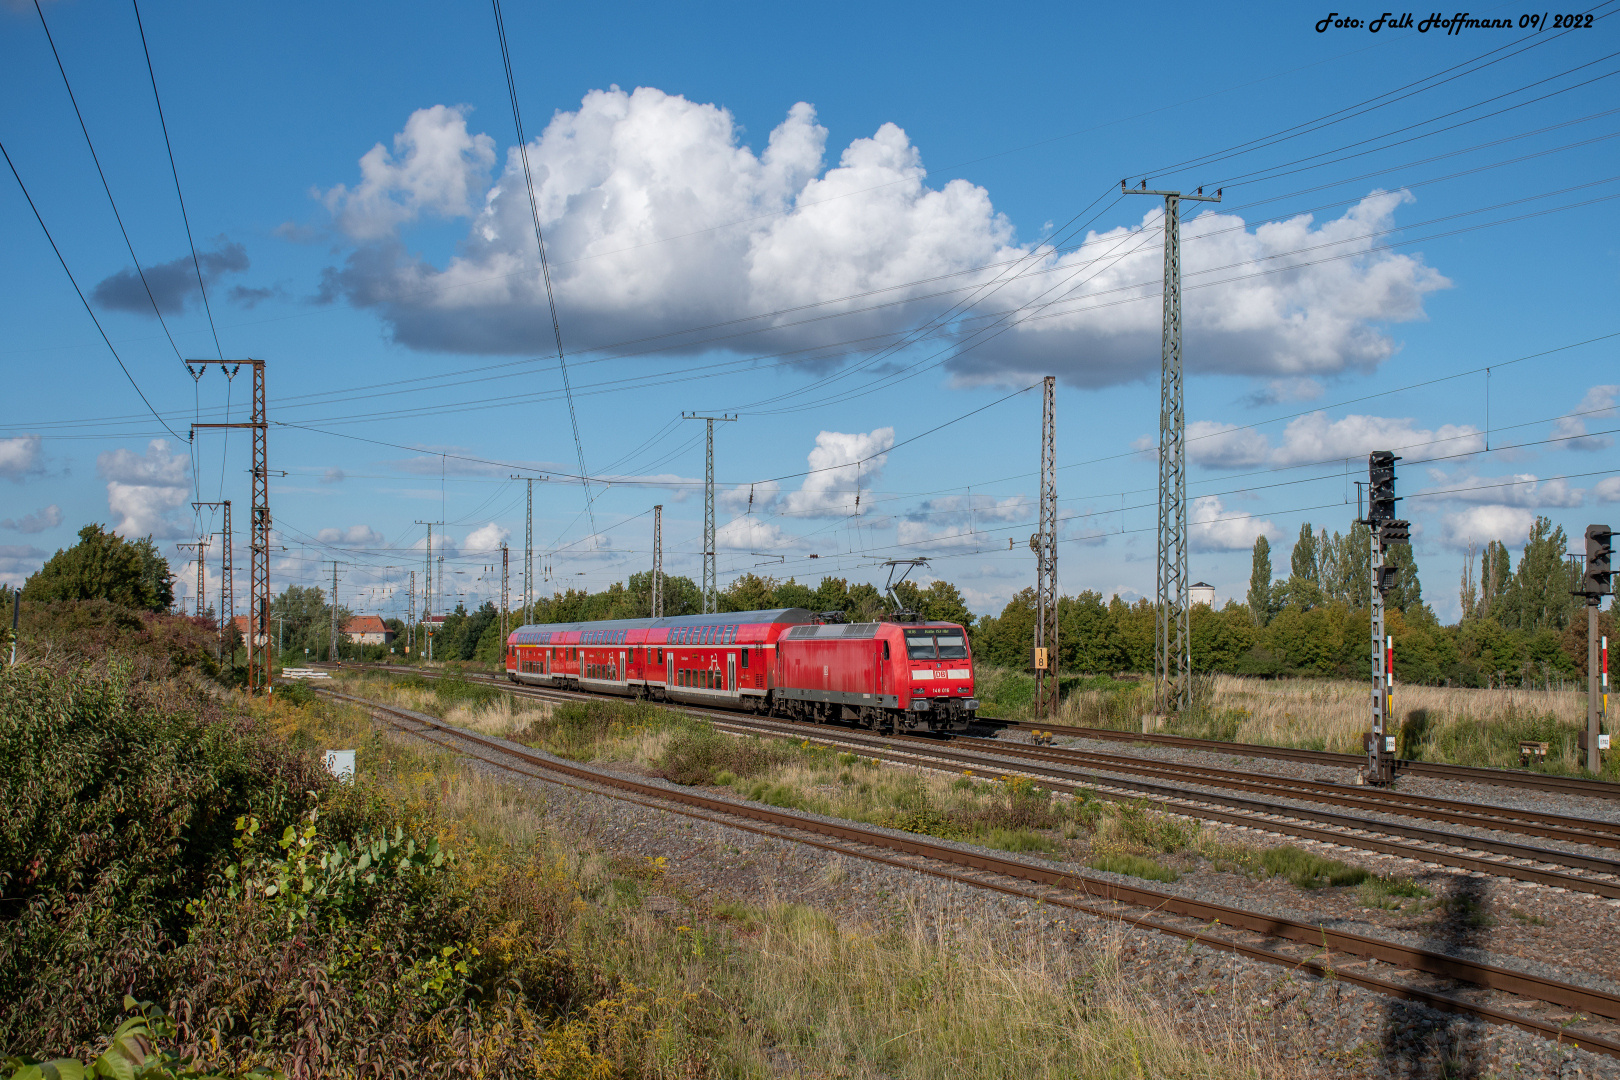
left=321, top=665, right=1620, bottom=893
left=315, top=685, right=1620, bottom=1057
left=947, top=737, right=1620, bottom=849
left=996, top=720, right=1620, bottom=802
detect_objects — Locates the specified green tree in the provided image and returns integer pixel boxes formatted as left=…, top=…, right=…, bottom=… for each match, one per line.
left=22, top=525, right=174, bottom=612
left=1286, top=523, right=1321, bottom=610
left=1385, top=542, right=1425, bottom=616
left=810, top=576, right=852, bottom=616
left=1479, top=539, right=1512, bottom=622
left=1505, top=516, right=1579, bottom=633
left=458, top=601, right=496, bottom=661
left=772, top=577, right=816, bottom=611
left=1247, top=535, right=1272, bottom=626
left=721, top=573, right=778, bottom=613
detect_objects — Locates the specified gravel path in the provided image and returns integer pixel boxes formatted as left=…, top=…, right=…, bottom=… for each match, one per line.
left=382, top=712, right=1620, bottom=1080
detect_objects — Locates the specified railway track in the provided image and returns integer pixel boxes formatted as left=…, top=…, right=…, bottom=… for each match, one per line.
left=994, top=719, right=1620, bottom=802
left=318, top=664, right=1620, bottom=899
left=314, top=684, right=1620, bottom=1061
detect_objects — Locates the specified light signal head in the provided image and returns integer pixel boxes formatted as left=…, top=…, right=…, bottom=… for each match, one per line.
left=1586, top=524, right=1614, bottom=596
left=1368, top=450, right=1401, bottom=522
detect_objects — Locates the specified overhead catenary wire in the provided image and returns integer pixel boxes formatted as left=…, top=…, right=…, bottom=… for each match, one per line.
left=0, top=138, right=183, bottom=442
left=490, top=0, right=595, bottom=543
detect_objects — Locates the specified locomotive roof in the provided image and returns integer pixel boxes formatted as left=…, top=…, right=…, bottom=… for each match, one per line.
left=510, top=607, right=815, bottom=636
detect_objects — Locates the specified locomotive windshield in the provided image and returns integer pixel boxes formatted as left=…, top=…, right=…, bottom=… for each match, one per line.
left=904, top=628, right=970, bottom=660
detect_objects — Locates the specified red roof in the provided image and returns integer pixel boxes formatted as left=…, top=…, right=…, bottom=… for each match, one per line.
left=343, top=615, right=390, bottom=635
left=233, top=615, right=250, bottom=635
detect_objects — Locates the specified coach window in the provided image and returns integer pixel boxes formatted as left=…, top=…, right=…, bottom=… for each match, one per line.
left=740, top=648, right=749, bottom=669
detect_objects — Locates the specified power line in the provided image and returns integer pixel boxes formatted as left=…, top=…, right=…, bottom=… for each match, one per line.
left=0, top=138, right=182, bottom=441
left=490, top=0, right=595, bottom=543
left=131, top=0, right=224, bottom=361
left=32, top=0, right=185, bottom=364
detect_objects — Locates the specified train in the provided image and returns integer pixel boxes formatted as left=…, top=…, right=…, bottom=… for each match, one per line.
left=505, top=607, right=979, bottom=733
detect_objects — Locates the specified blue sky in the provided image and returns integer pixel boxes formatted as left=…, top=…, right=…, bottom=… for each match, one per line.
left=2, top=0, right=1616, bottom=625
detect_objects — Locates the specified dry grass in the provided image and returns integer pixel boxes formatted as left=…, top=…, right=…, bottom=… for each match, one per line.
left=276, top=687, right=1276, bottom=1078
left=1047, top=671, right=1608, bottom=775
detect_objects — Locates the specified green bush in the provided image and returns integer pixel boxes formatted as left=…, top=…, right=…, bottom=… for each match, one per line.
left=657, top=726, right=793, bottom=785
left=0, top=659, right=329, bottom=1055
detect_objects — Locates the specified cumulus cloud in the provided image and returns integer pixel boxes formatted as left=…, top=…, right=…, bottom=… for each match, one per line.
left=782, top=427, right=894, bottom=517
left=1439, top=505, right=1537, bottom=550
left=720, top=479, right=781, bottom=513
left=894, top=494, right=1033, bottom=552
left=0, top=435, right=44, bottom=481
left=1243, top=377, right=1325, bottom=407
left=316, top=525, right=386, bottom=546
left=716, top=516, right=803, bottom=550
left=315, top=90, right=1445, bottom=384
left=320, top=105, right=496, bottom=241
left=1, top=504, right=62, bottom=534
left=462, top=522, right=510, bottom=554
left=1187, top=412, right=1483, bottom=470
left=1419, top=472, right=1584, bottom=509
left=1594, top=476, right=1620, bottom=503
left=92, top=239, right=250, bottom=316
left=97, top=439, right=190, bottom=539
left=1185, top=421, right=1271, bottom=468
left=1188, top=495, right=1279, bottom=552
left=1552, top=384, right=1618, bottom=452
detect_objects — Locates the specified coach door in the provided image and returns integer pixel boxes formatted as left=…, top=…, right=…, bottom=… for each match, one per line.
left=619, top=650, right=627, bottom=684
left=726, top=655, right=736, bottom=693
left=667, top=653, right=674, bottom=686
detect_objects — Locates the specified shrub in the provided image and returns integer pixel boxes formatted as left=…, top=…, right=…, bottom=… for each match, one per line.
left=0, top=659, right=329, bottom=1055
left=656, top=726, right=792, bottom=785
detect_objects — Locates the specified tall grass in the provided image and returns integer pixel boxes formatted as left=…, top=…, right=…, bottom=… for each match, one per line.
left=981, top=665, right=1613, bottom=776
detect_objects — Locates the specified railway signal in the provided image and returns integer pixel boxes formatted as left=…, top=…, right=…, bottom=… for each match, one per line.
left=1360, top=450, right=1410, bottom=786
left=1581, top=524, right=1613, bottom=773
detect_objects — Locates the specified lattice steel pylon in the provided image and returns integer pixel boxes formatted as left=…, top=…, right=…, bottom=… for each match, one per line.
left=189, top=360, right=270, bottom=694
left=1034, top=376, right=1059, bottom=720
left=684, top=413, right=736, bottom=613
left=501, top=542, right=509, bottom=642
left=176, top=540, right=207, bottom=617
left=1123, top=181, right=1220, bottom=715
left=652, top=504, right=664, bottom=618
left=193, top=500, right=232, bottom=661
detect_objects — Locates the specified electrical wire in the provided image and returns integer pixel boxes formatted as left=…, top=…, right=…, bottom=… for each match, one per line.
left=1, top=138, right=182, bottom=441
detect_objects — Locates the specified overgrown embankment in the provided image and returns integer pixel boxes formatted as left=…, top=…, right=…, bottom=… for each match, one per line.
left=3, top=658, right=1276, bottom=1078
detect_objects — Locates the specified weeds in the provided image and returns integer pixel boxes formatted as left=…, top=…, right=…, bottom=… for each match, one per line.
left=1258, top=846, right=1369, bottom=889
left=1356, top=875, right=1431, bottom=910
left=1087, top=852, right=1180, bottom=883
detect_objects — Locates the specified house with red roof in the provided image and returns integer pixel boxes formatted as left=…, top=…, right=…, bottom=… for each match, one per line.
left=342, top=615, right=395, bottom=646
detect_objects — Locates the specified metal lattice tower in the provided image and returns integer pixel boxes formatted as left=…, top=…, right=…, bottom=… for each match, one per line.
left=408, top=570, right=416, bottom=655
left=1124, top=182, right=1220, bottom=715
left=501, top=542, right=509, bottom=641
left=1034, top=376, right=1059, bottom=720
left=652, top=504, right=664, bottom=617
left=328, top=560, right=341, bottom=662
left=684, top=413, right=736, bottom=613
left=193, top=500, right=232, bottom=660
left=189, top=360, right=270, bottom=693
left=511, top=475, right=534, bottom=619
left=176, top=540, right=206, bottom=616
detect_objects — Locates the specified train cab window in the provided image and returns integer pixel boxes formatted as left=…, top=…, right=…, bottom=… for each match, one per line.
left=883, top=641, right=890, bottom=660
left=904, top=628, right=968, bottom=660
left=657, top=648, right=664, bottom=664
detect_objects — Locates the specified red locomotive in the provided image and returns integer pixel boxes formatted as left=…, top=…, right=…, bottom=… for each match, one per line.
left=505, top=607, right=978, bottom=733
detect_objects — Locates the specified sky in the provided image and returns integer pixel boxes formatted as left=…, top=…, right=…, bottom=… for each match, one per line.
left=2, top=0, right=1617, bottom=627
